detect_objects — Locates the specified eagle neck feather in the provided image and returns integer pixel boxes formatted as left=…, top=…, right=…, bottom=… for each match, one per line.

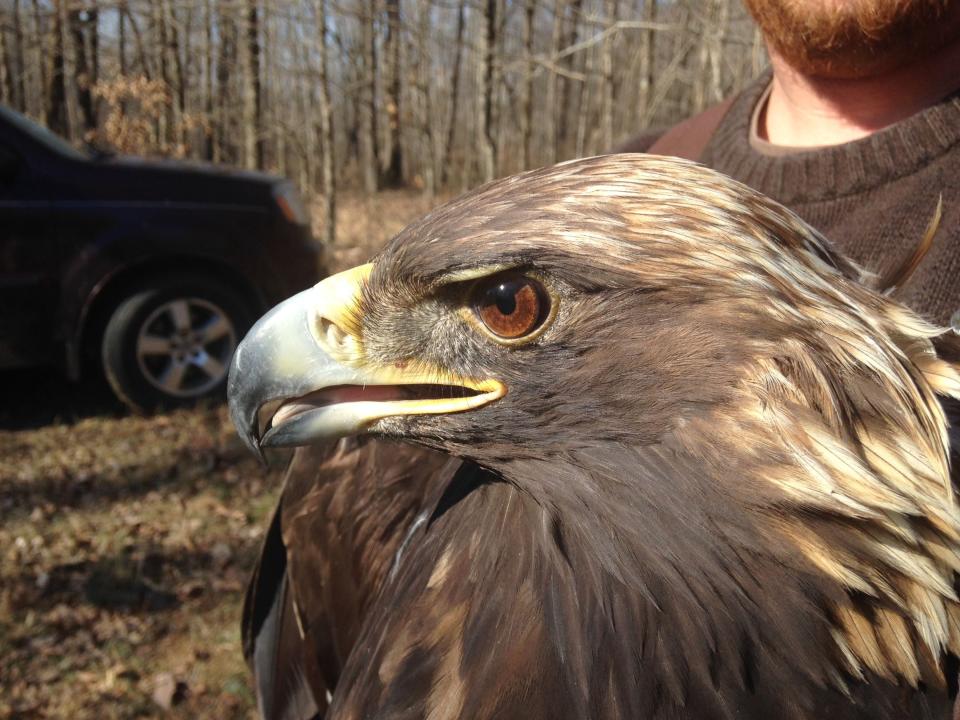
left=484, top=313, right=960, bottom=706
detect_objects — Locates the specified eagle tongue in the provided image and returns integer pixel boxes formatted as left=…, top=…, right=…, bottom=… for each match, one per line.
left=270, top=385, right=411, bottom=429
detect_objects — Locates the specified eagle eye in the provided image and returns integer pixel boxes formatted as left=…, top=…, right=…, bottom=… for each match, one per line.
left=473, top=274, right=549, bottom=340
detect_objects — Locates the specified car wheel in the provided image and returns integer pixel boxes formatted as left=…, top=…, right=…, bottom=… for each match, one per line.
left=101, top=275, right=253, bottom=411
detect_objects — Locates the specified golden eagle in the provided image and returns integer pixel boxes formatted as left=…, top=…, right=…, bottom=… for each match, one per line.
left=229, top=155, right=960, bottom=719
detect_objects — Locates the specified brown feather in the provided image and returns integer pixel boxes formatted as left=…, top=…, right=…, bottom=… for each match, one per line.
left=877, top=195, right=943, bottom=296
left=244, top=438, right=459, bottom=719
left=243, top=155, right=960, bottom=719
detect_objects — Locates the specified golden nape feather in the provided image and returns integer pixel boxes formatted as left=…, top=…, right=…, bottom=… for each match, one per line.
left=231, top=154, right=960, bottom=720
left=726, top=301, right=960, bottom=687
left=637, top=156, right=960, bottom=689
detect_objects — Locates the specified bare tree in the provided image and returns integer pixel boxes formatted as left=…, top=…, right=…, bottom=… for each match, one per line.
left=150, top=0, right=170, bottom=142
left=557, top=0, right=582, bottom=158
left=0, top=16, right=11, bottom=105
left=243, top=0, right=262, bottom=169
left=0, top=0, right=765, bottom=199
left=30, top=0, right=48, bottom=120
left=316, top=0, right=336, bottom=245
left=520, top=0, right=536, bottom=170
left=12, top=0, right=27, bottom=109
left=413, top=0, right=436, bottom=195
left=638, top=0, right=657, bottom=125
left=118, top=1, right=127, bottom=76
left=439, top=0, right=465, bottom=186
left=544, top=0, right=565, bottom=165
left=601, top=0, right=617, bottom=150
left=382, top=0, right=403, bottom=186
left=47, top=0, right=70, bottom=137
left=358, top=0, right=379, bottom=193
left=216, top=0, right=236, bottom=164
left=202, top=0, right=215, bottom=159
left=477, top=0, right=497, bottom=183
left=122, top=1, right=151, bottom=79
left=71, top=3, right=97, bottom=138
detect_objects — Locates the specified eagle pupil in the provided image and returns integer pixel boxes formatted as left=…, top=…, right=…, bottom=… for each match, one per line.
left=494, top=284, right=518, bottom=315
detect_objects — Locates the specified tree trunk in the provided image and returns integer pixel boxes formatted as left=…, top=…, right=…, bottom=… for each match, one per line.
left=544, top=0, right=564, bottom=164
left=439, top=0, right=465, bottom=186
left=575, top=32, right=591, bottom=157
left=119, top=4, right=127, bottom=77
left=122, top=2, right=151, bottom=79
left=244, top=0, right=263, bottom=169
left=12, top=0, right=27, bottom=111
left=151, top=0, right=169, bottom=143
left=47, top=0, right=71, bottom=138
left=316, top=0, right=336, bottom=246
left=600, top=0, right=617, bottom=150
left=203, top=0, right=215, bottom=159
left=89, top=5, right=99, bottom=110
left=520, top=0, right=535, bottom=170
left=169, top=1, right=187, bottom=149
left=31, top=0, right=48, bottom=121
left=71, top=6, right=97, bottom=139
left=690, top=0, right=720, bottom=114
left=416, top=0, right=435, bottom=195
left=216, top=1, right=236, bottom=163
left=557, top=0, right=582, bottom=158
left=708, top=0, right=730, bottom=105
left=477, top=0, right=497, bottom=183
left=267, top=12, right=284, bottom=175
left=359, top=0, right=379, bottom=193
left=0, top=20, right=11, bottom=106
left=381, top=0, right=403, bottom=187
left=637, top=0, right=656, bottom=125
left=296, top=22, right=316, bottom=191
left=492, top=0, right=506, bottom=175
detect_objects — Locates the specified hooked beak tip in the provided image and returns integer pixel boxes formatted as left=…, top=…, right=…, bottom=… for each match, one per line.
left=229, top=403, right=265, bottom=463
left=227, top=351, right=266, bottom=462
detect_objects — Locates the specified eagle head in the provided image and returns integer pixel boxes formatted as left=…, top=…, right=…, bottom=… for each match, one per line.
left=229, top=154, right=960, bottom=695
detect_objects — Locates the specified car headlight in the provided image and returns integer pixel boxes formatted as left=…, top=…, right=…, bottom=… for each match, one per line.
left=273, top=182, right=311, bottom=226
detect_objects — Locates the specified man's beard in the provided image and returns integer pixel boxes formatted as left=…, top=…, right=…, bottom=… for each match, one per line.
left=743, top=0, right=960, bottom=78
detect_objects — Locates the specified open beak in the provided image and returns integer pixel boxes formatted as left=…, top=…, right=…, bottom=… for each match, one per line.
left=227, top=263, right=505, bottom=458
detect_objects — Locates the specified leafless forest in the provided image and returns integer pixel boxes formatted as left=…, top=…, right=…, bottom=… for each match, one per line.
left=0, top=0, right=766, bottom=242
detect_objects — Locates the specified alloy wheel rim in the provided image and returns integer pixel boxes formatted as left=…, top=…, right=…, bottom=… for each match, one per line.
left=135, top=297, right=237, bottom=398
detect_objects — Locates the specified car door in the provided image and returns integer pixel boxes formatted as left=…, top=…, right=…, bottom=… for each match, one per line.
left=0, top=133, right=60, bottom=369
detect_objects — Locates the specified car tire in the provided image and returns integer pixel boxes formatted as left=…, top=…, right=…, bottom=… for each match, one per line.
left=101, top=274, right=254, bottom=411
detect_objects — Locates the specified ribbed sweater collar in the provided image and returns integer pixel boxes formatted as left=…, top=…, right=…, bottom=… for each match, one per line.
left=704, top=71, right=960, bottom=204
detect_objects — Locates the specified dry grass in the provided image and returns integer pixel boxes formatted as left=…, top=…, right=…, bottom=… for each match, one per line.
left=0, top=190, right=445, bottom=719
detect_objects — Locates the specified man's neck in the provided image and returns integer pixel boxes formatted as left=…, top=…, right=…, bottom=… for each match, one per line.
left=760, top=40, right=960, bottom=147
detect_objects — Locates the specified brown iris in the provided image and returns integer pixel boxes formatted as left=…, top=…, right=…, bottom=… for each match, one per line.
left=474, top=274, right=549, bottom=339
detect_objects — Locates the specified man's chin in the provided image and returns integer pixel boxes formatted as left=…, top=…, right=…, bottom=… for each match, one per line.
left=744, top=0, right=960, bottom=79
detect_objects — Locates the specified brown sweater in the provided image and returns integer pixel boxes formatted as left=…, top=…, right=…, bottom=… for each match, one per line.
left=693, top=73, right=960, bottom=327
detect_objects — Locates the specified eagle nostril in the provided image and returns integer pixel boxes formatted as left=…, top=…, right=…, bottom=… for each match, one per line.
left=314, top=314, right=344, bottom=348
left=312, top=312, right=363, bottom=362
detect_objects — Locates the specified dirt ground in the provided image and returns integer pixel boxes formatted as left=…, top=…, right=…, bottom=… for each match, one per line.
left=0, top=190, right=446, bottom=719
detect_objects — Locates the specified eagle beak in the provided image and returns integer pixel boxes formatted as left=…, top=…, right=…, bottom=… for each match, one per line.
left=227, top=263, right=505, bottom=456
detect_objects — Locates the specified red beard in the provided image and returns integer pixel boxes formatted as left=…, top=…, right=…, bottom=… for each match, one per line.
left=743, top=0, right=960, bottom=78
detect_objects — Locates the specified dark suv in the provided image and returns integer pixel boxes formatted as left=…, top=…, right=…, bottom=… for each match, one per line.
left=0, top=105, right=324, bottom=410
